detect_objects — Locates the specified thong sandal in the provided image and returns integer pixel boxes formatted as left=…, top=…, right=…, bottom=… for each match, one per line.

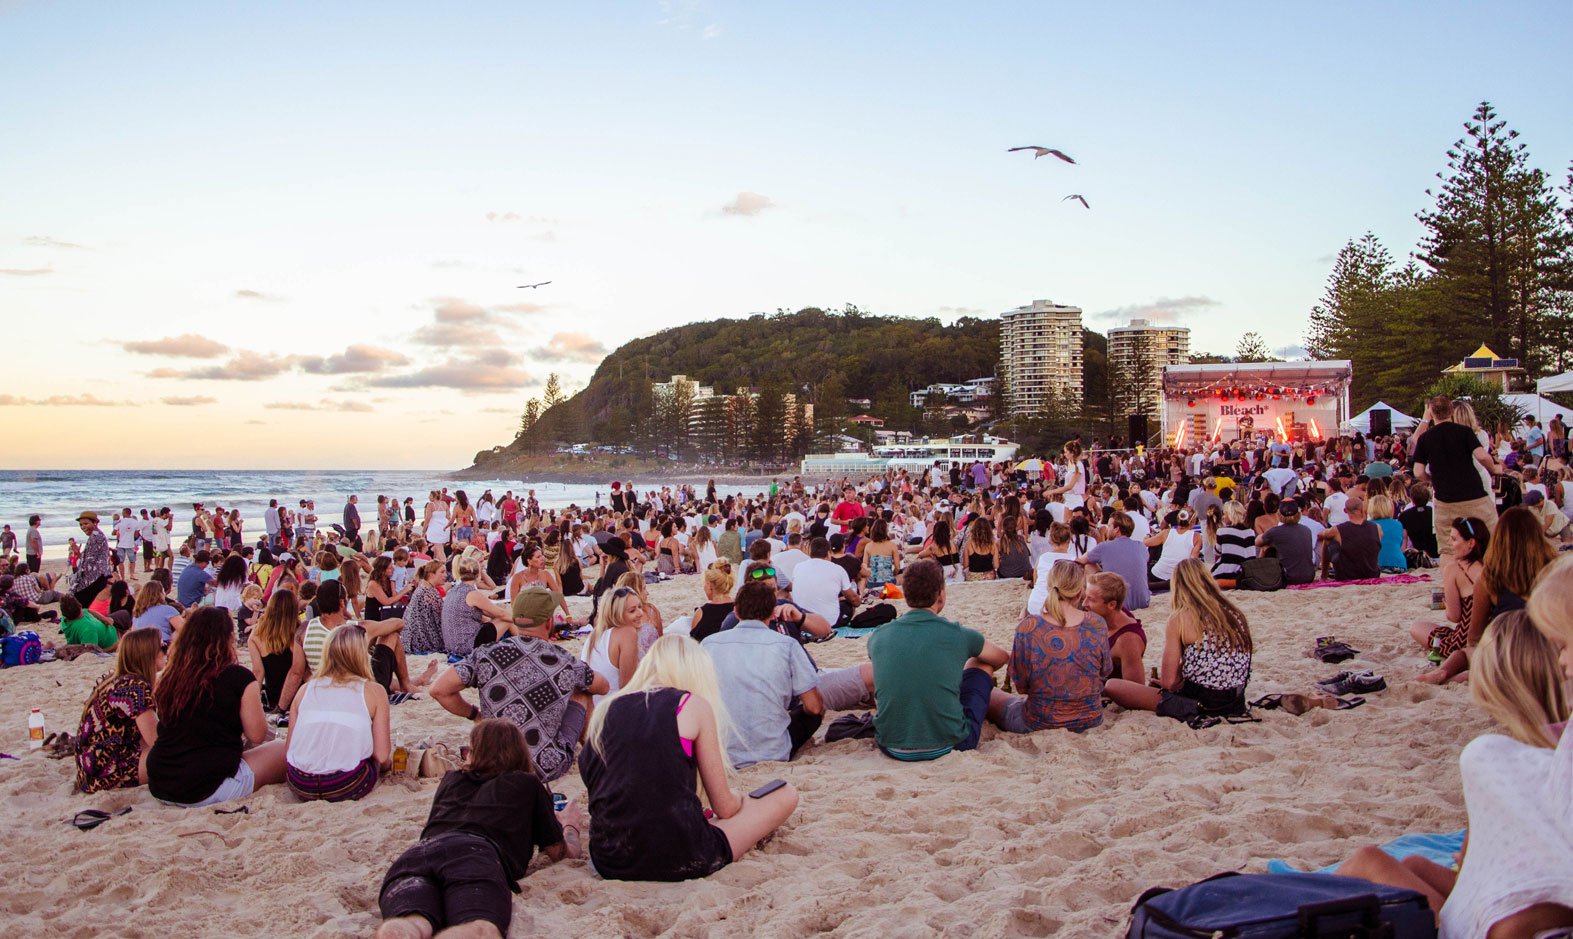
left=71, top=806, right=132, bottom=831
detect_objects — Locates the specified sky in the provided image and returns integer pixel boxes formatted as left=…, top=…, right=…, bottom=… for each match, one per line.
left=3, top=1, right=1571, bottom=469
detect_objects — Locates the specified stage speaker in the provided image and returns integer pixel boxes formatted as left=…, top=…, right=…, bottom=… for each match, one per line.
left=1370, top=408, right=1391, bottom=436
left=1128, top=414, right=1149, bottom=444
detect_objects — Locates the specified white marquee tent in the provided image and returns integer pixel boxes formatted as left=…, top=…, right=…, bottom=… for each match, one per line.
left=1341, top=401, right=1419, bottom=434
left=1537, top=371, right=1573, bottom=394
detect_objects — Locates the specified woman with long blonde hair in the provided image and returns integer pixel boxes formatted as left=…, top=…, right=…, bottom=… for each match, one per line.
left=75, top=627, right=165, bottom=792
left=285, top=624, right=391, bottom=802
left=1105, top=558, right=1251, bottom=718
left=580, top=585, right=648, bottom=703
left=988, top=560, right=1110, bottom=734
left=616, top=570, right=664, bottom=651
left=1336, top=599, right=1573, bottom=936
left=578, top=635, right=799, bottom=881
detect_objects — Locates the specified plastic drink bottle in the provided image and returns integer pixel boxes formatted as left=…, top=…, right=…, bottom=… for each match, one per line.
left=28, top=708, right=45, bottom=749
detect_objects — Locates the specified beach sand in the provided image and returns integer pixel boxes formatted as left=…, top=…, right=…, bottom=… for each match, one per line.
left=0, top=570, right=1485, bottom=937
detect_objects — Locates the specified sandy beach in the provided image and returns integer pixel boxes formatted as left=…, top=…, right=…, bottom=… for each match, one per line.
left=0, top=571, right=1485, bottom=938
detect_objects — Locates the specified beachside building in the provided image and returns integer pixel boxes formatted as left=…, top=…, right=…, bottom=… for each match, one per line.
left=1001, top=299, right=1083, bottom=415
left=1442, top=344, right=1528, bottom=392
left=909, top=376, right=998, bottom=408
left=1108, top=319, right=1191, bottom=420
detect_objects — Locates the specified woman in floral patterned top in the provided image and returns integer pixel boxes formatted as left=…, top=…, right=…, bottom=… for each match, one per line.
left=76, top=627, right=164, bottom=793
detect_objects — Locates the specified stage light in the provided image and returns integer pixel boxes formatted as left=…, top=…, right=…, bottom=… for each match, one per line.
left=1306, top=396, right=1316, bottom=406
left=1187, top=399, right=1196, bottom=407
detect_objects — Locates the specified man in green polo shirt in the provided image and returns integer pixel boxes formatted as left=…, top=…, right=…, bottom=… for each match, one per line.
left=867, top=560, right=1008, bottom=761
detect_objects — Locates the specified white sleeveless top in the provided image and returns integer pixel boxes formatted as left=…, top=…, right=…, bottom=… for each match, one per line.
left=287, top=678, right=373, bottom=775
left=1151, top=527, right=1200, bottom=582
left=580, top=632, right=621, bottom=705
left=426, top=506, right=450, bottom=544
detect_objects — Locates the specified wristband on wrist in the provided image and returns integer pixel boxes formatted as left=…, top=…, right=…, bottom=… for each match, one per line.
left=468, top=704, right=480, bottom=721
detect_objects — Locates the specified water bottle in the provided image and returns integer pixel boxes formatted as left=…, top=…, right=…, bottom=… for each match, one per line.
left=28, top=708, right=45, bottom=750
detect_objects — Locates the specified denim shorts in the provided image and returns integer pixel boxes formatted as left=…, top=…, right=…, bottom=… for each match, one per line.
left=161, top=758, right=256, bottom=808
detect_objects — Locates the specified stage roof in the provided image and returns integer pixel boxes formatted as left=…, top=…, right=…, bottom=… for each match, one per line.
left=1161, top=360, right=1352, bottom=393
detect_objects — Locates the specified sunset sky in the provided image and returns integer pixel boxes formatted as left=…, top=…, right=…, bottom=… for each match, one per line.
left=3, top=1, right=1570, bottom=469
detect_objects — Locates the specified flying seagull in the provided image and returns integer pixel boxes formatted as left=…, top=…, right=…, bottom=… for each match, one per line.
left=1062, top=194, right=1090, bottom=209
left=516, top=281, right=552, bottom=289
left=1008, top=146, right=1076, bottom=164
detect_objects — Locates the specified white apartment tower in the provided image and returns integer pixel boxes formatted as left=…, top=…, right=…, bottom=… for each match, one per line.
left=1107, top=319, right=1191, bottom=419
left=1001, top=299, right=1084, bottom=415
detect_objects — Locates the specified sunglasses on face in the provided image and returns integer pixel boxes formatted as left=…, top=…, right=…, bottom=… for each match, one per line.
left=749, top=567, right=777, bottom=581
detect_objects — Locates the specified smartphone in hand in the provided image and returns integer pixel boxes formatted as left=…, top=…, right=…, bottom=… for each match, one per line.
left=748, top=779, right=788, bottom=799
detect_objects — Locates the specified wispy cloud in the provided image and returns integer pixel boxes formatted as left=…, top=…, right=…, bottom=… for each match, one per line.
left=485, top=211, right=558, bottom=224
left=1275, top=344, right=1311, bottom=360
left=23, top=236, right=86, bottom=249
left=234, top=289, right=285, bottom=302
left=151, top=351, right=299, bottom=381
left=720, top=191, right=774, bottom=217
left=412, top=297, right=537, bottom=347
left=936, top=306, right=985, bottom=318
left=533, top=332, right=607, bottom=364
left=263, top=398, right=376, bottom=412
left=161, top=395, right=217, bottom=406
left=366, top=349, right=533, bottom=393
left=0, top=393, right=136, bottom=406
left=494, top=302, right=548, bottom=315
left=1092, top=295, right=1219, bottom=325
left=0, top=266, right=53, bottom=276
left=701, top=23, right=721, bottom=39
left=299, top=344, right=410, bottom=375
left=122, top=334, right=230, bottom=358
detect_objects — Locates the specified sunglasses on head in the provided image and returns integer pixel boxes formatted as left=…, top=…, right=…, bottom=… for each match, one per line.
left=749, top=566, right=777, bottom=581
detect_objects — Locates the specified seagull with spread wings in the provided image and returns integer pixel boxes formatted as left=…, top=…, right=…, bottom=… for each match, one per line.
left=1062, top=194, right=1090, bottom=209
left=516, top=281, right=552, bottom=289
left=1007, top=146, right=1076, bottom=164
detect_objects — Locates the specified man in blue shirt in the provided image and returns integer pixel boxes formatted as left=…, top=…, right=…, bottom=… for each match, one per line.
left=176, top=549, right=215, bottom=606
left=702, top=582, right=823, bottom=766
left=1523, top=416, right=1546, bottom=461
left=1081, top=513, right=1152, bottom=609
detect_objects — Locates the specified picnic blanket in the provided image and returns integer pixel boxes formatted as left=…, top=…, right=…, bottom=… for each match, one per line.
left=832, top=625, right=881, bottom=639
left=1287, top=573, right=1431, bottom=590
left=1266, top=829, right=1466, bottom=875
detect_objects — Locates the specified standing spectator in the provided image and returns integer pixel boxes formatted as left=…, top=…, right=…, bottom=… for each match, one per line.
left=264, top=498, right=281, bottom=550
left=25, top=515, right=44, bottom=573
left=72, top=511, right=113, bottom=607
left=1412, top=394, right=1504, bottom=556
left=701, top=582, right=823, bottom=766
left=113, top=508, right=140, bottom=582
left=343, top=495, right=362, bottom=549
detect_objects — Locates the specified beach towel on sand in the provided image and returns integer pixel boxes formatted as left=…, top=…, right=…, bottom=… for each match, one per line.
left=1266, top=829, right=1466, bottom=875
left=1287, top=573, right=1431, bottom=590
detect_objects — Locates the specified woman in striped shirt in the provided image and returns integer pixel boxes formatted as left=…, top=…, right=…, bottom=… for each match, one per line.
left=1210, top=502, right=1257, bottom=582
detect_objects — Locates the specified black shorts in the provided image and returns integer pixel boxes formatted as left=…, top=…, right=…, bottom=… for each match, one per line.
left=379, top=832, right=512, bottom=934
left=142, top=542, right=154, bottom=560
left=371, top=643, right=396, bottom=693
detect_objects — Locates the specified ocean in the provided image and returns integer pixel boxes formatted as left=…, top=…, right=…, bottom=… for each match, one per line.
left=0, top=470, right=767, bottom=561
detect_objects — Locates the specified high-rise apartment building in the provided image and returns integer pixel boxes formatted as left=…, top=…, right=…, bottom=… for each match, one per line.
left=1107, top=319, right=1190, bottom=420
left=1000, top=299, right=1083, bottom=415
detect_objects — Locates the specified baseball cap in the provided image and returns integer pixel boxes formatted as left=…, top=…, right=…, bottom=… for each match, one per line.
left=1525, top=490, right=1546, bottom=506
left=511, top=586, right=563, bottom=627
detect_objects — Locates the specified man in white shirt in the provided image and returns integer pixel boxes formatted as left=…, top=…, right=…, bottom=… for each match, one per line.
left=1262, top=465, right=1298, bottom=497
left=773, top=533, right=811, bottom=583
left=138, top=510, right=157, bottom=573
left=790, top=537, right=860, bottom=628
left=113, top=508, right=141, bottom=581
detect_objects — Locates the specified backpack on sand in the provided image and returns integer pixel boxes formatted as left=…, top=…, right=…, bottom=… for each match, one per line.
left=1126, top=871, right=1436, bottom=938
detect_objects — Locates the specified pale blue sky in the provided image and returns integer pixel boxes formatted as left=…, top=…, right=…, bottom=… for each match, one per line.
left=2, top=1, right=1570, bottom=467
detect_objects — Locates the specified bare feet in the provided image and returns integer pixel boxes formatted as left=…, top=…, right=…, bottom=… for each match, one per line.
left=413, top=660, right=440, bottom=688
left=1415, top=669, right=1448, bottom=685
left=374, top=916, right=433, bottom=939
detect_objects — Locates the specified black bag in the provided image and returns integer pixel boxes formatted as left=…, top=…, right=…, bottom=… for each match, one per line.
left=1238, top=557, right=1285, bottom=591
left=849, top=602, right=898, bottom=630
left=1127, top=871, right=1436, bottom=938
left=824, top=712, right=878, bottom=742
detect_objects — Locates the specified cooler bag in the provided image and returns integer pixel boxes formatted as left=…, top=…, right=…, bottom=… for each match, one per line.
left=1126, top=871, right=1436, bottom=938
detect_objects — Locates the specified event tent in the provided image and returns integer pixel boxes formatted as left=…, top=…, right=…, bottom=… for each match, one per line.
left=1502, top=393, right=1573, bottom=428
left=1537, top=371, right=1573, bottom=394
left=1341, top=401, right=1419, bottom=434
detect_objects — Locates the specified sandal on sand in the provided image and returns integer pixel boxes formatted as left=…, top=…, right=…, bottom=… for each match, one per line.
left=43, top=732, right=78, bottom=759
left=71, top=806, right=132, bottom=831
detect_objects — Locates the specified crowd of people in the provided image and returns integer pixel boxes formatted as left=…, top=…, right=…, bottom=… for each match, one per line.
left=2, top=393, right=1570, bottom=935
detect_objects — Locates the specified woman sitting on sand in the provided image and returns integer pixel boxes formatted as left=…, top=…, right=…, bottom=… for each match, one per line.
left=1145, top=508, right=1202, bottom=586
left=614, top=570, right=664, bottom=651
left=961, top=516, right=999, bottom=581
left=285, top=625, right=391, bottom=802
left=578, top=635, right=800, bottom=882
left=688, top=560, right=736, bottom=643
left=507, top=545, right=574, bottom=625
left=440, top=557, right=514, bottom=656
left=75, top=627, right=164, bottom=793
left=1104, top=558, right=1252, bottom=719
left=1422, top=507, right=1558, bottom=685
left=247, top=589, right=307, bottom=713
left=860, top=519, right=903, bottom=591
left=146, top=607, right=288, bottom=807
left=1367, top=495, right=1408, bottom=573
left=547, top=528, right=585, bottom=598
left=1409, top=517, right=1488, bottom=659
left=130, top=580, right=185, bottom=644
left=987, top=560, right=1111, bottom=734
left=1209, top=502, right=1257, bottom=583
left=375, top=719, right=582, bottom=939
left=581, top=586, right=648, bottom=703
left=1335, top=600, right=1572, bottom=938
left=689, top=524, right=718, bottom=575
